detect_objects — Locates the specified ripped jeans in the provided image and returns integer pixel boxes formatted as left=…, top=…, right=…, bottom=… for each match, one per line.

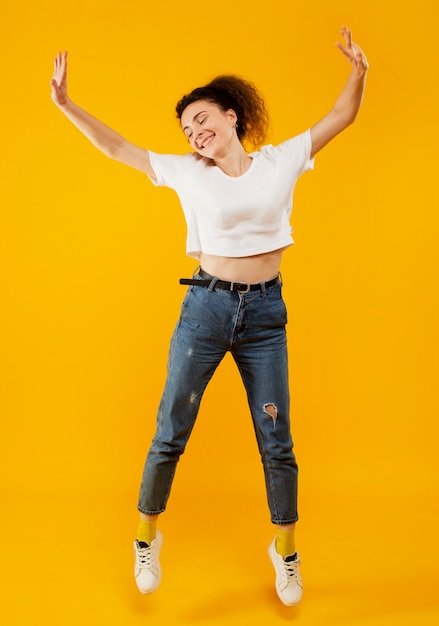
left=138, top=276, right=298, bottom=525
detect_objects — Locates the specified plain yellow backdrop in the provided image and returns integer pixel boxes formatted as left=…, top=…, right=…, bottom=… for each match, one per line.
left=1, top=1, right=438, bottom=624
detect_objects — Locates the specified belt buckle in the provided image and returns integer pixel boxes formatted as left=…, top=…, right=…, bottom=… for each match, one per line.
left=232, top=281, right=250, bottom=294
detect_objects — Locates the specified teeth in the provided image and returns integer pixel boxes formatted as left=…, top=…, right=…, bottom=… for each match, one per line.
left=201, top=136, right=214, bottom=148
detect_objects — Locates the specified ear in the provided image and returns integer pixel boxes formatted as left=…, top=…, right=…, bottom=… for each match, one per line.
left=226, top=108, right=238, bottom=125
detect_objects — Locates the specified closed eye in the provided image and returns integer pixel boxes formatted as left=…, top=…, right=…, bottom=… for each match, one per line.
left=182, top=110, right=208, bottom=139
left=185, top=119, right=206, bottom=141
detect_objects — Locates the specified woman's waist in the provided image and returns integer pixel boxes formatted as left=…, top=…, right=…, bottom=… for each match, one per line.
left=199, top=249, right=284, bottom=283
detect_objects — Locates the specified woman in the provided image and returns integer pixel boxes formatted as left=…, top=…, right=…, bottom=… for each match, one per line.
left=51, top=26, right=367, bottom=606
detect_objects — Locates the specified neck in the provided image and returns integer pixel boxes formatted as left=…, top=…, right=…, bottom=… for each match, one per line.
left=213, top=143, right=252, bottom=177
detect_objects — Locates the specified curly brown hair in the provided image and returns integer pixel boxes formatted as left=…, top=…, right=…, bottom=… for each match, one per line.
left=175, top=74, right=269, bottom=150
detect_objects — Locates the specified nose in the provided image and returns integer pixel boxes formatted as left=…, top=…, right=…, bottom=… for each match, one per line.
left=192, top=128, right=205, bottom=145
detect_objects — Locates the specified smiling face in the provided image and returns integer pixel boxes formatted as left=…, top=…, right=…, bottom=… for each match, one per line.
left=180, top=100, right=239, bottom=159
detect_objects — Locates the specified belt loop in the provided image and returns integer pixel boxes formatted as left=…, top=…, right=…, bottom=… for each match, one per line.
left=260, top=281, right=266, bottom=297
left=208, top=277, right=218, bottom=292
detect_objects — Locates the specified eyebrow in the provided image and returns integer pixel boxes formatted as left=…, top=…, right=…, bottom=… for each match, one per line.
left=183, top=110, right=208, bottom=133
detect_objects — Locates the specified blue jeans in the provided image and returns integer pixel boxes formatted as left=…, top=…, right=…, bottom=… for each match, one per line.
left=138, top=274, right=298, bottom=525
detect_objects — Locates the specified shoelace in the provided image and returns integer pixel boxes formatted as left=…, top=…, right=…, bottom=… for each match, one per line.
left=136, top=542, right=154, bottom=570
left=280, top=554, right=300, bottom=584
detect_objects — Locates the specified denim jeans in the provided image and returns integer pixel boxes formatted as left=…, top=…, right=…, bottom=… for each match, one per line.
left=138, top=274, right=298, bottom=525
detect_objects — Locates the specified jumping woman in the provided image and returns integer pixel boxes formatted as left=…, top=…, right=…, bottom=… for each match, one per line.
left=51, top=25, right=367, bottom=606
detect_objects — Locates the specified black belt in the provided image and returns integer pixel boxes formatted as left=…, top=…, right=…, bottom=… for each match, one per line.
left=179, top=268, right=280, bottom=293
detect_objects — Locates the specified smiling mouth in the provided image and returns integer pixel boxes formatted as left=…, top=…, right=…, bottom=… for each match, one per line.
left=199, top=135, right=214, bottom=149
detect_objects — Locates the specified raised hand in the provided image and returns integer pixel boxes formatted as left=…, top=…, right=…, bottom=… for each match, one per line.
left=335, top=26, right=368, bottom=73
left=51, top=51, right=69, bottom=107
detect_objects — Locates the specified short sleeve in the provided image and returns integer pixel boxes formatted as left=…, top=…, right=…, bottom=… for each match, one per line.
left=262, top=129, right=314, bottom=176
left=147, top=151, right=187, bottom=188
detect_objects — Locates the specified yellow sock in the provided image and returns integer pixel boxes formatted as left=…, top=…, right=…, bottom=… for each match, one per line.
left=137, top=519, right=157, bottom=545
left=275, top=527, right=296, bottom=558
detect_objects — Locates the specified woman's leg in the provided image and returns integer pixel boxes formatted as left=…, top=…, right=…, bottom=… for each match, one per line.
left=137, top=286, right=230, bottom=517
left=232, top=286, right=298, bottom=527
left=231, top=283, right=302, bottom=606
left=134, top=285, right=231, bottom=594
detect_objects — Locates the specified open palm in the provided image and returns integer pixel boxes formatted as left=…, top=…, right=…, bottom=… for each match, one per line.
left=336, top=26, right=369, bottom=72
left=51, top=51, right=69, bottom=106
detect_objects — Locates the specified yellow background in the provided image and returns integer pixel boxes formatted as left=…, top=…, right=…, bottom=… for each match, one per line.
left=1, top=0, right=438, bottom=624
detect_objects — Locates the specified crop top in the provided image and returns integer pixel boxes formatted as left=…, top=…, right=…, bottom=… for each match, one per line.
left=147, top=129, right=314, bottom=259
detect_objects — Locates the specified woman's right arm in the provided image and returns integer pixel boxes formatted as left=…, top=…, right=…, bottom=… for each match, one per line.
left=50, top=51, right=157, bottom=181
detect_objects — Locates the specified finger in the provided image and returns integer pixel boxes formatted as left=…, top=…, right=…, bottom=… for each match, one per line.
left=54, top=52, right=61, bottom=75
left=341, top=25, right=353, bottom=49
left=61, top=51, right=68, bottom=75
left=335, top=41, right=351, bottom=59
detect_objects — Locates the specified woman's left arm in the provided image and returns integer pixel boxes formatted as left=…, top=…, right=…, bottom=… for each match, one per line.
left=310, top=26, right=368, bottom=158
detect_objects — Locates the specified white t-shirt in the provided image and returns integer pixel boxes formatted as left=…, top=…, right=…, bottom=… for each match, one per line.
left=148, top=129, right=314, bottom=259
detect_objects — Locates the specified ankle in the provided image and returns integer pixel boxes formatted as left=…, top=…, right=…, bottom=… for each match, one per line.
left=275, top=526, right=296, bottom=558
left=137, top=518, right=158, bottom=544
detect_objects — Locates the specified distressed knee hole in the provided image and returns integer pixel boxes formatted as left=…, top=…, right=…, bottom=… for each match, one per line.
left=263, top=403, right=278, bottom=421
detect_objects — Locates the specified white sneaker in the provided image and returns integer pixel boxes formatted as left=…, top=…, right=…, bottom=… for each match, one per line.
left=268, top=539, right=302, bottom=606
left=134, top=530, right=162, bottom=594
